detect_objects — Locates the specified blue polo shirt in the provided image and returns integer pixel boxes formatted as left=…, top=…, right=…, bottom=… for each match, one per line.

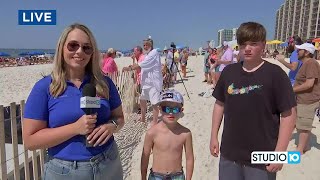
left=288, top=50, right=302, bottom=86
left=24, top=75, right=121, bottom=161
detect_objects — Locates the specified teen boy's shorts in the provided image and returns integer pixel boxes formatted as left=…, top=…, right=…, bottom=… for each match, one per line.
left=296, top=102, right=318, bottom=131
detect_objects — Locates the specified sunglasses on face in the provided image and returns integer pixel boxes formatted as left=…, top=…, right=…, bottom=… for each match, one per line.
left=161, top=106, right=182, bottom=114
left=66, top=41, right=93, bottom=55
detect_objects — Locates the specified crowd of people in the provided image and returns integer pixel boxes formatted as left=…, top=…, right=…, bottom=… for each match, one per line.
left=0, top=56, right=52, bottom=68
left=19, top=21, right=320, bottom=180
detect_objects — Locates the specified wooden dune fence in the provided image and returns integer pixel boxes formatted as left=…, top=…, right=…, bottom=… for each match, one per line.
left=0, top=71, right=136, bottom=180
left=0, top=101, right=45, bottom=180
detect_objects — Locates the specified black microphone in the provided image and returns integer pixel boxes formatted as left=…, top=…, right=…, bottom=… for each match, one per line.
left=80, top=84, right=100, bottom=147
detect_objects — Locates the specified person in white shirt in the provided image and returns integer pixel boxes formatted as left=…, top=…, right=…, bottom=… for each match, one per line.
left=123, top=39, right=163, bottom=126
left=233, top=46, right=240, bottom=63
left=215, top=41, right=233, bottom=82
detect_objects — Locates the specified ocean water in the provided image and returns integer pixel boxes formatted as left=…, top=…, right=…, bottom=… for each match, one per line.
left=0, top=48, right=55, bottom=58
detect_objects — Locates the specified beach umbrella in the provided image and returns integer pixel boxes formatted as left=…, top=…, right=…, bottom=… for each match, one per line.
left=312, top=38, right=320, bottom=42
left=266, top=40, right=283, bottom=45
left=19, top=52, right=30, bottom=56
left=0, top=52, right=10, bottom=57
left=266, top=40, right=273, bottom=45
left=28, top=51, right=45, bottom=56
left=19, top=51, right=45, bottom=56
left=269, top=40, right=283, bottom=44
left=120, top=49, right=133, bottom=54
left=175, top=45, right=185, bottom=49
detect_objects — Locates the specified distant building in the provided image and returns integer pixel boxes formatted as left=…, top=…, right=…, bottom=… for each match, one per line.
left=275, top=0, right=320, bottom=42
left=209, top=40, right=215, bottom=48
left=217, top=28, right=238, bottom=46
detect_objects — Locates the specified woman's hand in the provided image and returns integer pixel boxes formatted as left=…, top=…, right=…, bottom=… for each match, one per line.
left=86, top=123, right=117, bottom=147
left=74, top=114, right=97, bottom=135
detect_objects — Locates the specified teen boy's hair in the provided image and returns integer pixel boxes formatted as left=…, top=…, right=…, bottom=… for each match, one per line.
left=236, top=22, right=266, bottom=45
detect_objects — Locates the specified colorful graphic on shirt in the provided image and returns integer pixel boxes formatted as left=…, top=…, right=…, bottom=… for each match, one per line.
left=227, top=83, right=263, bottom=95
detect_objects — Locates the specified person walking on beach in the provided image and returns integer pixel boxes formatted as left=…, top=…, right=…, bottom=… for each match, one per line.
left=180, top=49, right=189, bottom=78
left=293, top=43, right=320, bottom=154
left=203, top=49, right=211, bottom=83
left=210, top=22, right=296, bottom=180
left=123, top=38, right=163, bottom=126
left=141, top=89, right=194, bottom=180
left=209, top=48, right=218, bottom=87
left=276, top=35, right=303, bottom=86
left=22, top=23, right=124, bottom=180
left=173, top=48, right=181, bottom=83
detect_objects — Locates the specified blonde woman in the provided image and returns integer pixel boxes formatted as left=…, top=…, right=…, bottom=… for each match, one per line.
left=23, top=23, right=124, bottom=180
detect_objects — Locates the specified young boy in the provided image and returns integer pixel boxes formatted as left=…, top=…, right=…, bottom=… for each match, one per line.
left=141, top=89, right=194, bottom=180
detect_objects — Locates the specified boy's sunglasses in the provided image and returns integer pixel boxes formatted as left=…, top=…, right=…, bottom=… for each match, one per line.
left=67, top=41, right=93, bottom=55
left=161, top=106, right=181, bottom=114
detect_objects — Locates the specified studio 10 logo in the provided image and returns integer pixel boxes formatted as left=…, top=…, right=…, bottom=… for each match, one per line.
left=18, top=10, right=56, bottom=25
left=251, top=151, right=301, bottom=164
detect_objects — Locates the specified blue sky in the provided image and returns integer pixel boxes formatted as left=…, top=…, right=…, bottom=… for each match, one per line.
left=0, top=0, right=284, bottom=50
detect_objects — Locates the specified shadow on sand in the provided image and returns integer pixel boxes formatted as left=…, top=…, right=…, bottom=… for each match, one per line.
left=291, top=132, right=320, bottom=151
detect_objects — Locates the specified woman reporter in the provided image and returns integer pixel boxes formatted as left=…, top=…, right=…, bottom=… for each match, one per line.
left=23, top=23, right=124, bottom=180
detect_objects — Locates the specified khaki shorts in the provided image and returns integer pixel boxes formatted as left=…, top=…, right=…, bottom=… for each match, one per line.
left=296, top=102, right=319, bottom=131
left=140, top=88, right=161, bottom=105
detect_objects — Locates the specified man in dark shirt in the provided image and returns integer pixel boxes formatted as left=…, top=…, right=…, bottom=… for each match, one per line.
left=210, top=22, right=296, bottom=180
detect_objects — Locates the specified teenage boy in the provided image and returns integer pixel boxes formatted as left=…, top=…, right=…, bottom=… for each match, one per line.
left=210, top=22, right=297, bottom=180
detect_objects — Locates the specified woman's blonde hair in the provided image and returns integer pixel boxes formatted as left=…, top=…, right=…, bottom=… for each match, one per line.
left=50, top=23, right=110, bottom=99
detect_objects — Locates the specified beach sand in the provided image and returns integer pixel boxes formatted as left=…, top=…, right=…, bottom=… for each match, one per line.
left=0, top=56, right=319, bottom=180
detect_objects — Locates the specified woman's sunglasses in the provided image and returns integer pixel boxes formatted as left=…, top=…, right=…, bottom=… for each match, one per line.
left=67, top=41, right=93, bottom=55
left=161, top=106, right=182, bottom=114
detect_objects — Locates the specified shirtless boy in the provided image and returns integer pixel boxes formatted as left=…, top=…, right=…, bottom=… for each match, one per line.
left=141, top=89, right=194, bottom=180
